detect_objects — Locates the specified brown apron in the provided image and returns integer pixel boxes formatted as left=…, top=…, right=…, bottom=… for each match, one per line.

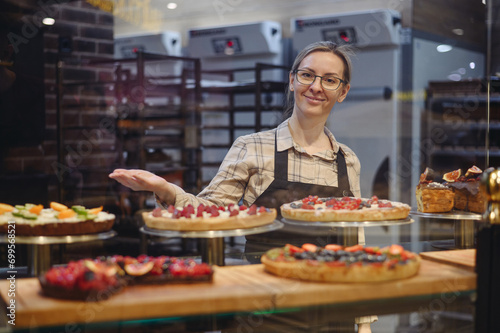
left=245, top=131, right=353, bottom=260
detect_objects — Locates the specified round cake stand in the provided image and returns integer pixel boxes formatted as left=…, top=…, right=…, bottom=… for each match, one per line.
left=411, top=210, right=482, bottom=249
left=281, top=217, right=415, bottom=246
left=140, top=220, right=284, bottom=266
left=0, top=230, right=117, bottom=276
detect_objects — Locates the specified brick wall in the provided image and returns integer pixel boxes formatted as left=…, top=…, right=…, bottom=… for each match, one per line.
left=42, top=0, right=117, bottom=207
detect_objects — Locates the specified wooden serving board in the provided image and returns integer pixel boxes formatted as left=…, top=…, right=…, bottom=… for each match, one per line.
left=0, top=260, right=476, bottom=329
left=420, top=249, right=476, bottom=271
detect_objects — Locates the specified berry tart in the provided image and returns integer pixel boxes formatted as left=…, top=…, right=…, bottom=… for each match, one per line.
left=39, top=255, right=214, bottom=301
left=280, top=195, right=410, bottom=222
left=39, top=259, right=125, bottom=301
left=143, top=203, right=277, bottom=231
left=261, top=243, right=421, bottom=283
left=115, top=255, right=214, bottom=285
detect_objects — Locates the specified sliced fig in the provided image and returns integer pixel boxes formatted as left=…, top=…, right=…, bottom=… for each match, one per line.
left=419, top=167, right=436, bottom=183
left=84, top=260, right=100, bottom=273
left=103, top=266, right=118, bottom=277
left=124, top=261, right=154, bottom=276
left=465, top=165, right=482, bottom=178
left=84, top=260, right=117, bottom=277
left=443, top=169, right=461, bottom=182
left=419, top=173, right=426, bottom=183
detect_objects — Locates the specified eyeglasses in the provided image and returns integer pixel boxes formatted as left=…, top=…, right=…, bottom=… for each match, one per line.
left=293, top=69, right=347, bottom=91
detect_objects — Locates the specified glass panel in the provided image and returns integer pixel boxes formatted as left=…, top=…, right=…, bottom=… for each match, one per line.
left=0, top=1, right=496, bottom=332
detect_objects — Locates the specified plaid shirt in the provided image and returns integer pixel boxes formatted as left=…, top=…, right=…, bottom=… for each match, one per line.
left=167, top=119, right=361, bottom=208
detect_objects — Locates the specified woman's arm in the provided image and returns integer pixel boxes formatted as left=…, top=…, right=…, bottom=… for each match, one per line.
left=109, top=169, right=177, bottom=205
left=109, top=136, right=252, bottom=208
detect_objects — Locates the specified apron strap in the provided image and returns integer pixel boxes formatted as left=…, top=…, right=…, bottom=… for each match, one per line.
left=336, top=148, right=350, bottom=193
left=274, top=130, right=289, bottom=181
left=274, top=130, right=351, bottom=192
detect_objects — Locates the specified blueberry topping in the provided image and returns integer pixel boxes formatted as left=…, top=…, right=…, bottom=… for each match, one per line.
left=319, top=249, right=335, bottom=257
left=335, top=250, right=347, bottom=257
left=353, top=250, right=364, bottom=257
left=284, top=245, right=407, bottom=267
left=346, top=256, right=358, bottom=264
left=294, top=252, right=310, bottom=260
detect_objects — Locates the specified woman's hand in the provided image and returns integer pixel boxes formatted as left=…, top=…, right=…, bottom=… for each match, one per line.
left=109, top=169, right=176, bottom=205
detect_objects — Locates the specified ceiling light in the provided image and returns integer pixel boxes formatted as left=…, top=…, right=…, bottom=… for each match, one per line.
left=452, top=28, right=464, bottom=36
left=437, top=44, right=453, bottom=53
left=42, top=17, right=55, bottom=25
left=167, top=2, right=177, bottom=9
left=470, top=62, right=476, bottom=69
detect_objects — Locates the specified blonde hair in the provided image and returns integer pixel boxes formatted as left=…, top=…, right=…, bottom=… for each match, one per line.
left=283, top=41, right=355, bottom=118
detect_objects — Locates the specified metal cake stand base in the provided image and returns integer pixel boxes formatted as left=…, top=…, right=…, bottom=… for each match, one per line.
left=140, top=220, right=284, bottom=266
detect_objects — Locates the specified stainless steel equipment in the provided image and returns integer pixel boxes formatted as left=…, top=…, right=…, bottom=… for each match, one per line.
left=292, top=9, right=402, bottom=201
left=186, top=21, right=288, bottom=184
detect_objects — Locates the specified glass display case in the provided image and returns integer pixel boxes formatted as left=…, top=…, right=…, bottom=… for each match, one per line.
left=0, top=0, right=498, bottom=332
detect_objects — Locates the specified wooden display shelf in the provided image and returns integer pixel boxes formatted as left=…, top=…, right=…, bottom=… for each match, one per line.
left=420, top=249, right=476, bottom=272
left=1, top=260, right=476, bottom=329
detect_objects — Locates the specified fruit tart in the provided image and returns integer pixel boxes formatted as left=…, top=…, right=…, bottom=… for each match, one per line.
left=0, top=202, right=115, bottom=236
left=39, top=259, right=125, bottom=301
left=112, top=254, right=214, bottom=285
left=261, top=243, right=421, bottom=283
left=39, top=255, right=214, bottom=301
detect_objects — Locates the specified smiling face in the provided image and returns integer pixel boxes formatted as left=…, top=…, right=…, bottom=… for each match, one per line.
left=289, top=51, right=350, bottom=122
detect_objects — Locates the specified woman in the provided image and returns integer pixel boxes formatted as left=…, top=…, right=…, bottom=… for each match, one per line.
left=110, top=41, right=360, bottom=213
left=110, top=41, right=375, bottom=332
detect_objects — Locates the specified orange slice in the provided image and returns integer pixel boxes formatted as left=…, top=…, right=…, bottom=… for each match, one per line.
left=58, top=208, right=76, bottom=219
left=50, top=202, right=68, bottom=212
left=88, top=206, right=103, bottom=215
left=29, top=204, right=44, bottom=215
left=0, top=203, right=14, bottom=215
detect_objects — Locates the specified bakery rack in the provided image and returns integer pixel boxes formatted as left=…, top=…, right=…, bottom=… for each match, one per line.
left=197, top=63, right=288, bottom=187
left=421, top=79, right=500, bottom=175
left=55, top=52, right=202, bottom=242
